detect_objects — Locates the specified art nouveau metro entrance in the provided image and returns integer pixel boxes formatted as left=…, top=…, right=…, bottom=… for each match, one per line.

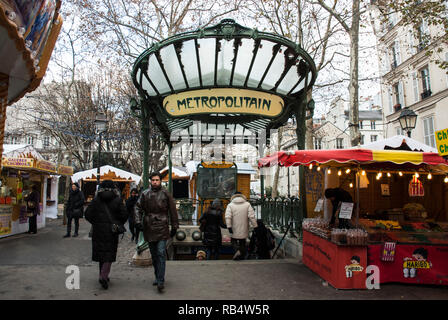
left=130, top=19, right=317, bottom=259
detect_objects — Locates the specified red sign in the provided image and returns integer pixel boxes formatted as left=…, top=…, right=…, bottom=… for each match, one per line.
left=302, top=230, right=367, bottom=289
left=368, top=244, right=448, bottom=285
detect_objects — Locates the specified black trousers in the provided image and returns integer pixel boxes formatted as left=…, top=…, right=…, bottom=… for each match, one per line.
left=67, top=216, right=80, bottom=234
left=231, top=238, right=247, bottom=259
left=28, top=215, right=37, bottom=233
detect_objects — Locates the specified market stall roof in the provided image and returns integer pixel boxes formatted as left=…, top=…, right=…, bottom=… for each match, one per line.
left=2, top=144, right=44, bottom=159
left=0, top=1, right=63, bottom=104
left=159, top=166, right=189, bottom=180
left=258, top=149, right=448, bottom=173
left=186, top=160, right=257, bottom=178
left=358, top=135, right=437, bottom=153
left=71, top=165, right=142, bottom=185
left=131, top=18, right=317, bottom=142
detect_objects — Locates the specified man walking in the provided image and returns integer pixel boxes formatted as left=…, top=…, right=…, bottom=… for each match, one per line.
left=225, top=191, right=257, bottom=260
left=134, top=172, right=179, bottom=292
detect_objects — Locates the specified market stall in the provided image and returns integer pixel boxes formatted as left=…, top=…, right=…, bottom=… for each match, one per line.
left=258, top=147, right=448, bottom=288
left=0, top=144, right=73, bottom=238
left=71, top=165, right=141, bottom=202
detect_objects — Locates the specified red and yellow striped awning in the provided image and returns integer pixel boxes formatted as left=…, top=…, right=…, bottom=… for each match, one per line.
left=258, top=149, right=448, bottom=169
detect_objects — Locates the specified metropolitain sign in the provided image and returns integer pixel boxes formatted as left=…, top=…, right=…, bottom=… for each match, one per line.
left=163, top=88, right=284, bottom=117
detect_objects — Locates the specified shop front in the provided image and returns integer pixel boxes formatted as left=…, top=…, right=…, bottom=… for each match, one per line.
left=0, top=145, right=73, bottom=238
left=258, top=147, right=448, bottom=288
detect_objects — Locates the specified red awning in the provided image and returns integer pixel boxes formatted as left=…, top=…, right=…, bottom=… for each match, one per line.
left=258, top=149, right=448, bottom=170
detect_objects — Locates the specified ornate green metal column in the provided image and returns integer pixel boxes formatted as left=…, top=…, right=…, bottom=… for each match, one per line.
left=168, top=142, right=173, bottom=194
left=141, top=101, right=150, bottom=190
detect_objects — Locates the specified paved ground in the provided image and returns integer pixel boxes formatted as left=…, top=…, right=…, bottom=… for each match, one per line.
left=0, top=218, right=448, bottom=300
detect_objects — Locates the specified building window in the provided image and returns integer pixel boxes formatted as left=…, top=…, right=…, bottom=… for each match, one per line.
left=360, top=135, right=365, bottom=145
left=359, top=121, right=363, bottom=129
left=26, top=136, right=34, bottom=145
left=371, top=121, right=376, bottom=130
left=314, top=138, right=322, bottom=150
left=43, top=136, right=50, bottom=148
left=371, top=135, right=378, bottom=142
left=390, top=41, right=401, bottom=69
left=420, top=66, right=431, bottom=99
left=417, top=19, right=429, bottom=52
left=336, top=138, right=344, bottom=149
left=396, top=127, right=404, bottom=136
left=423, top=116, right=436, bottom=148
left=11, top=136, right=18, bottom=144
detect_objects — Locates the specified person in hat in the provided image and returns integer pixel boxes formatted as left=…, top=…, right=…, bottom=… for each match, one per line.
left=64, top=182, right=85, bottom=238
left=225, top=191, right=257, bottom=261
left=199, top=198, right=226, bottom=260
left=84, top=180, right=128, bottom=289
left=196, top=250, right=206, bottom=260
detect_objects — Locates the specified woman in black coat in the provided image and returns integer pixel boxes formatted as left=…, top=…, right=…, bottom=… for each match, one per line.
left=125, top=188, right=139, bottom=243
left=84, top=180, right=128, bottom=289
left=25, top=184, right=40, bottom=234
left=64, top=182, right=85, bottom=238
left=199, top=198, right=226, bottom=260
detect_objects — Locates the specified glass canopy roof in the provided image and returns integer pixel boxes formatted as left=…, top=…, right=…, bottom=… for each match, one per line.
left=131, top=19, right=317, bottom=143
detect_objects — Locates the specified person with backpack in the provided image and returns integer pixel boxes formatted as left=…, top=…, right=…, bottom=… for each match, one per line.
left=248, top=219, right=275, bottom=259
left=199, top=198, right=227, bottom=260
left=225, top=191, right=258, bottom=261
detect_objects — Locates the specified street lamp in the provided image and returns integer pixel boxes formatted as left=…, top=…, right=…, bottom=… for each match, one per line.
left=94, top=112, right=108, bottom=188
left=398, top=107, right=417, bottom=138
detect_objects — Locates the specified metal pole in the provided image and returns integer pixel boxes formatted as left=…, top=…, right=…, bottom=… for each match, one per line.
left=96, top=131, right=102, bottom=188
left=141, top=105, right=150, bottom=190
left=168, top=142, right=173, bottom=194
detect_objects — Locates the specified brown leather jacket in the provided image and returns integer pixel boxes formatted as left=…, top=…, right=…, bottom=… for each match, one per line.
left=134, top=187, right=179, bottom=242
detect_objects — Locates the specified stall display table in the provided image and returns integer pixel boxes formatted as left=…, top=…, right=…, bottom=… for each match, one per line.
left=302, top=230, right=367, bottom=289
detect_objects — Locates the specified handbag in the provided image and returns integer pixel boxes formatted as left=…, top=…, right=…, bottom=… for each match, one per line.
left=103, top=202, right=126, bottom=235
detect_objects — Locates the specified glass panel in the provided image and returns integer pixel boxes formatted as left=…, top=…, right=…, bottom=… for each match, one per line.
left=159, top=44, right=187, bottom=91
left=147, top=54, right=171, bottom=94
left=232, top=38, right=255, bottom=86
left=180, top=40, right=200, bottom=88
left=197, top=166, right=237, bottom=198
left=291, top=70, right=312, bottom=94
left=260, top=45, right=289, bottom=90
left=217, top=39, right=235, bottom=86
left=246, top=40, right=275, bottom=88
left=276, top=65, right=300, bottom=95
left=197, top=38, right=216, bottom=86
left=141, top=73, right=157, bottom=96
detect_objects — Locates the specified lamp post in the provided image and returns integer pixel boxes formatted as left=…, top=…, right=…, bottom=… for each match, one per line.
left=398, top=107, right=417, bottom=138
left=94, top=112, right=108, bottom=189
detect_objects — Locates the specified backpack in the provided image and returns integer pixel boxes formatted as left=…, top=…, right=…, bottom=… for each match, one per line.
left=266, top=230, right=275, bottom=250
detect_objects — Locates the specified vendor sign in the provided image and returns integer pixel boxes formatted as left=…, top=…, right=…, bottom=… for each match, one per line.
left=36, top=159, right=57, bottom=173
left=164, top=88, right=284, bottom=117
left=57, top=165, right=73, bottom=176
left=368, top=244, right=448, bottom=285
left=2, top=157, right=34, bottom=169
left=435, top=128, right=448, bottom=157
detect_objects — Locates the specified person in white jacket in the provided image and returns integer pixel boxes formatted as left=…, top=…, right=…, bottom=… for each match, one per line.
left=225, top=192, right=258, bottom=260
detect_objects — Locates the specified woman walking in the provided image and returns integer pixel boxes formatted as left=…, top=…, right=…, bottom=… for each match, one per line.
left=25, top=184, right=40, bottom=234
left=84, top=180, right=128, bottom=289
left=199, top=198, right=226, bottom=260
left=63, top=182, right=85, bottom=238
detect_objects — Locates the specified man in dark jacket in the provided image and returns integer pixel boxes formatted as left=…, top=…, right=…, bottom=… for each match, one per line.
left=84, top=180, right=128, bottom=289
left=64, top=182, right=85, bottom=238
left=325, top=187, right=353, bottom=229
left=25, top=184, right=40, bottom=234
left=248, top=219, right=275, bottom=259
left=126, top=188, right=139, bottom=243
left=199, top=198, right=226, bottom=260
left=134, top=172, right=179, bottom=293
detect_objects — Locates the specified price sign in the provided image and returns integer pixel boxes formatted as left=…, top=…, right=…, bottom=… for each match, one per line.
left=314, top=198, right=324, bottom=212
left=339, top=202, right=354, bottom=219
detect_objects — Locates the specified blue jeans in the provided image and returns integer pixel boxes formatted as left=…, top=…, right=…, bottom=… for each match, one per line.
left=149, top=240, right=167, bottom=285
